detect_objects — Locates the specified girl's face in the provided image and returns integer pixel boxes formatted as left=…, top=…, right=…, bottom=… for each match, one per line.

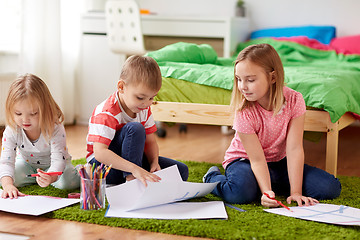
left=235, top=59, right=274, bottom=110
left=118, top=80, right=158, bottom=118
left=13, top=98, right=40, bottom=136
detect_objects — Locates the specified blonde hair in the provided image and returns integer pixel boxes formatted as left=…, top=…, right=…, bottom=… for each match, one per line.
left=5, top=73, right=64, bottom=139
left=119, top=55, right=162, bottom=91
left=231, top=43, right=285, bottom=116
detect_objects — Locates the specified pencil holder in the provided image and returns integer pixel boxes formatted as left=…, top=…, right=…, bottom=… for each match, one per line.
left=80, top=177, right=106, bottom=210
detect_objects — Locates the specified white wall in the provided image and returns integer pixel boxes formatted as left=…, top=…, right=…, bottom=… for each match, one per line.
left=245, top=0, right=360, bottom=37
left=137, top=0, right=360, bottom=37
left=137, top=0, right=237, bottom=17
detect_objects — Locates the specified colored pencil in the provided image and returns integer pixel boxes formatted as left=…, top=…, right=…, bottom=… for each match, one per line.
left=77, top=163, right=111, bottom=210
left=104, top=164, right=112, bottom=178
left=26, top=171, right=63, bottom=177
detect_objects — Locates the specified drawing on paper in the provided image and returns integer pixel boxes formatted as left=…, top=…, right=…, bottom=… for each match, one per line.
left=264, top=203, right=360, bottom=226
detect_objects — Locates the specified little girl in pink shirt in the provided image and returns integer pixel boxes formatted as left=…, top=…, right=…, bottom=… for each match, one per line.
left=203, top=44, right=341, bottom=207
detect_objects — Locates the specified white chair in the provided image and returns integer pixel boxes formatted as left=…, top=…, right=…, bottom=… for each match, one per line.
left=105, top=0, right=185, bottom=138
left=105, top=0, right=146, bottom=56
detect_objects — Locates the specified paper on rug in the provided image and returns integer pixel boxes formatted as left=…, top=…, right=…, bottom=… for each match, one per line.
left=105, top=165, right=227, bottom=219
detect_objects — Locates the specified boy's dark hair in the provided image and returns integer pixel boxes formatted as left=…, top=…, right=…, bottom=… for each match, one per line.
left=119, top=55, right=162, bottom=91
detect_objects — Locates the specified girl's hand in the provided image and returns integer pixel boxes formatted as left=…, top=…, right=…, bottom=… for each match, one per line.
left=36, top=169, right=58, bottom=188
left=132, top=166, right=161, bottom=187
left=1, top=184, right=25, bottom=199
left=287, top=193, right=319, bottom=207
left=261, top=190, right=279, bottom=207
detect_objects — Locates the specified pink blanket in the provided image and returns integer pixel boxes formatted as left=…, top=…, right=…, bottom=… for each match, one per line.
left=275, top=36, right=360, bottom=55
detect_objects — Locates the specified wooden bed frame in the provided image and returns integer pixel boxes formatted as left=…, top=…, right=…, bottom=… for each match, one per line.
left=151, top=101, right=356, bottom=177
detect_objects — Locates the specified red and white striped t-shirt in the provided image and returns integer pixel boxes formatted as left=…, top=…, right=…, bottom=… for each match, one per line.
left=86, top=91, right=157, bottom=161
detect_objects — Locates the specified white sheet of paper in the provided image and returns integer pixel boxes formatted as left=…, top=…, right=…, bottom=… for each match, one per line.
left=0, top=190, right=80, bottom=216
left=106, top=201, right=227, bottom=219
left=264, top=203, right=360, bottom=226
left=105, top=165, right=228, bottom=219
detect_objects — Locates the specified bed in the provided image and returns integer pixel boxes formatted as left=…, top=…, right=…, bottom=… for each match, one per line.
left=147, top=30, right=360, bottom=177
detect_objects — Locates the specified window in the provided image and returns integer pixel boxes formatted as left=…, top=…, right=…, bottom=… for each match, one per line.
left=0, top=0, right=21, bottom=53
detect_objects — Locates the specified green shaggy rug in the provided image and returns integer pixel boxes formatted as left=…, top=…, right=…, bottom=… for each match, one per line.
left=17, top=159, right=359, bottom=240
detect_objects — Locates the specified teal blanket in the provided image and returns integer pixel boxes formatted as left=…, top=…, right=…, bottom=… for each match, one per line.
left=146, top=39, right=360, bottom=123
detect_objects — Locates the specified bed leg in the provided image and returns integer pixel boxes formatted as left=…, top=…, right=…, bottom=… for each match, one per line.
left=325, top=121, right=339, bottom=177
left=155, top=121, right=167, bottom=138
left=179, top=124, right=187, bottom=133
left=221, top=126, right=235, bottom=135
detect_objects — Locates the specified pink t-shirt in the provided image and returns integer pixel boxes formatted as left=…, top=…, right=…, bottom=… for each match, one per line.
left=223, top=86, right=306, bottom=169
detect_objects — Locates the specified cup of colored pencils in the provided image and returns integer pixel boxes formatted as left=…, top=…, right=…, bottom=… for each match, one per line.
left=78, top=163, right=111, bottom=210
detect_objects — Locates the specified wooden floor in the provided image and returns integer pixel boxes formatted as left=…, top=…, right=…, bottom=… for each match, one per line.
left=0, top=123, right=359, bottom=239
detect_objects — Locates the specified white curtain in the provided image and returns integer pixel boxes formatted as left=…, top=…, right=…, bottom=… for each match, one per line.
left=19, top=0, right=84, bottom=124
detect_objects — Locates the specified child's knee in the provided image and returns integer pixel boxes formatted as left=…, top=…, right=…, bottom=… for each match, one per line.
left=216, top=173, right=258, bottom=204
left=303, top=166, right=342, bottom=200
left=53, top=176, right=80, bottom=190
left=53, top=179, right=80, bottom=190
left=52, top=165, right=80, bottom=190
left=316, top=177, right=341, bottom=200
left=14, top=162, right=35, bottom=187
left=222, top=186, right=257, bottom=204
left=125, top=122, right=145, bottom=134
left=15, top=159, right=32, bottom=173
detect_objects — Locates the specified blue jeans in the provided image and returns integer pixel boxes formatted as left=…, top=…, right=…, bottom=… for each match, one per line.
left=204, top=158, right=341, bottom=204
left=89, top=122, right=188, bottom=184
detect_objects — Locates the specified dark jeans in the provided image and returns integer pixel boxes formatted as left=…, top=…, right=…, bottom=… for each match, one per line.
left=204, top=158, right=341, bottom=204
left=90, top=122, right=188, bottom=184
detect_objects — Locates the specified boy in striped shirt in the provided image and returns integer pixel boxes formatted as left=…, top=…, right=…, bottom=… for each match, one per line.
left=86, top=56, right=188, bottom=186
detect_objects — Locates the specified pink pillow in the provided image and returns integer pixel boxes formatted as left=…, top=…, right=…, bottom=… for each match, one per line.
left=276, top=36, right=332, bottom=51
left=330, top=35, right=360, bottom=55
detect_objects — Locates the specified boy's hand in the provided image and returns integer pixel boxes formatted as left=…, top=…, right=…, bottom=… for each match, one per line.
left=149, top=162, right=161, bottom=173
left=1, top=179, right=25, bottom=199
left=132, top=166, right=161, bottom=187
left=36, top=169, right=58, bottom=188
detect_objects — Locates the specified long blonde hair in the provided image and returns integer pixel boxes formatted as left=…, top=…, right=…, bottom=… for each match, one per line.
left=5, top=73, right=64, bottom=139
left=230, top=43, right=285, bottom=115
